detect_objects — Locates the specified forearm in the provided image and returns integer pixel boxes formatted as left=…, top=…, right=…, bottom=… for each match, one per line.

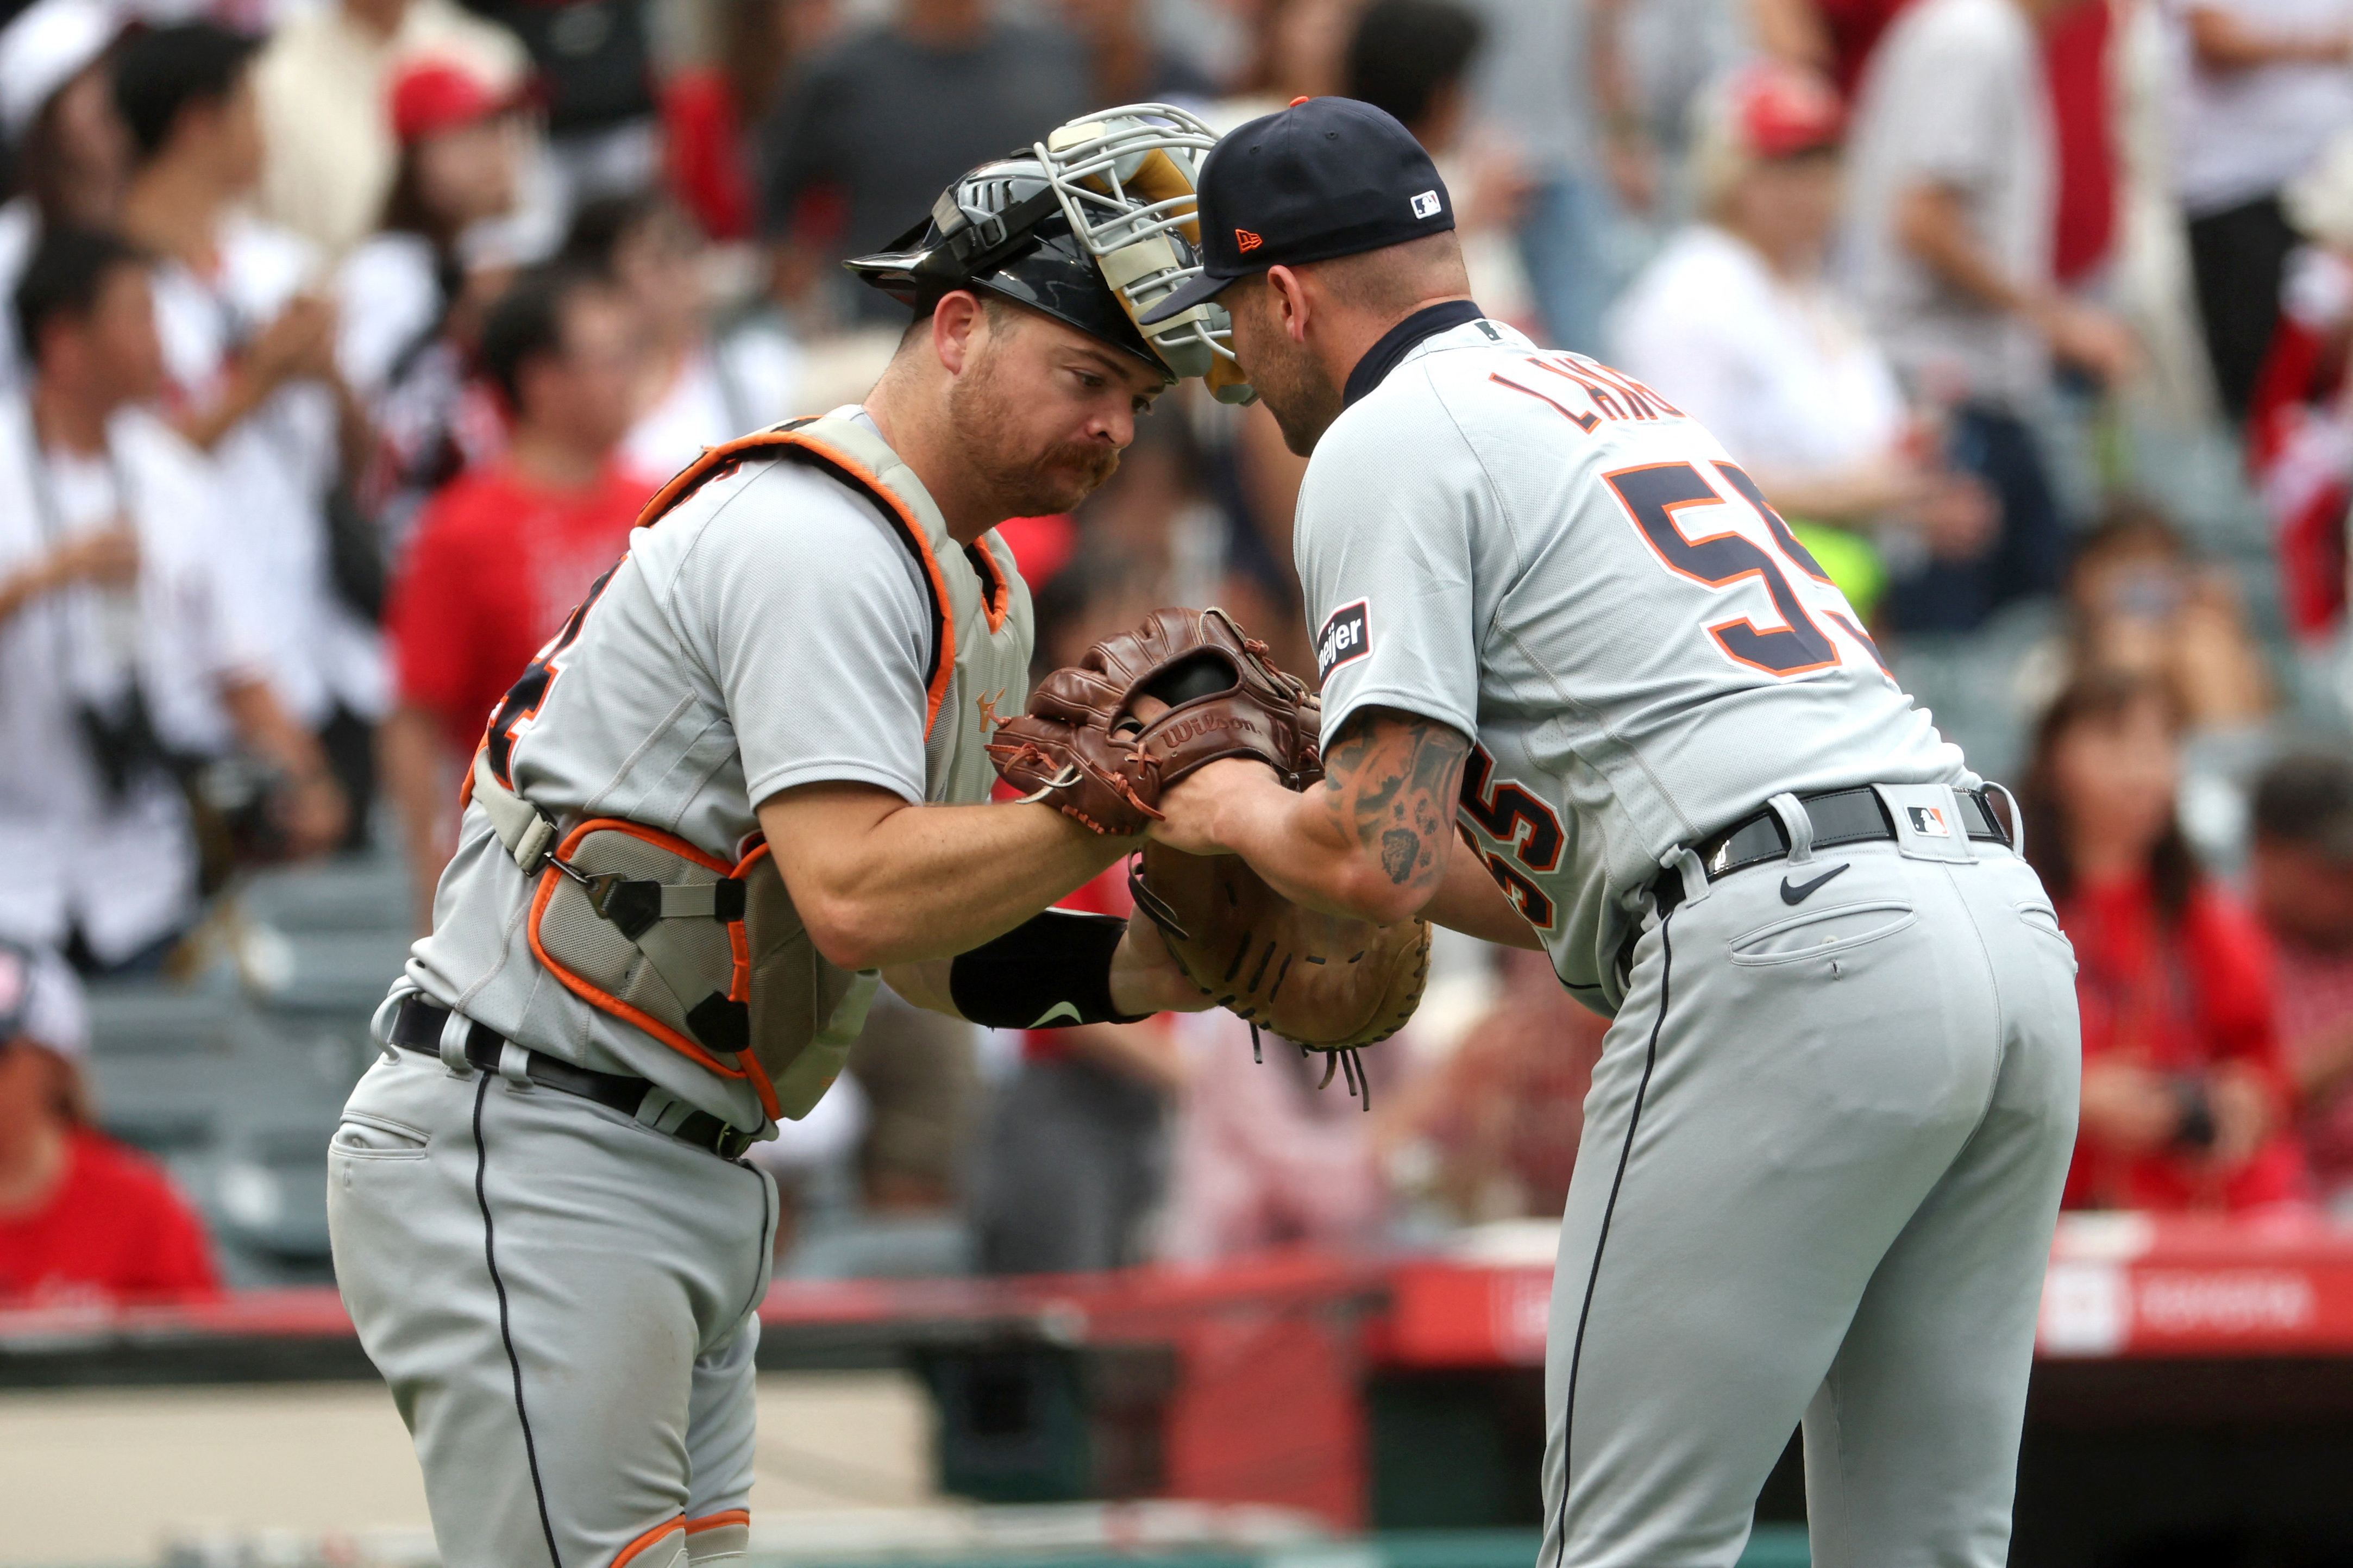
left=2189, top=7, right=2349, bottom=68
left=1207, top=769, right=1406, bottom=921
left=763, top=786, right=1132, bottom=969
left=221, top=676, right=330, bottom=782
left=0, top=557, right=57, bottom=626
left=1752, top=460, right=1917, bottom=528
left=1897, top=184, right=2036, bottom=316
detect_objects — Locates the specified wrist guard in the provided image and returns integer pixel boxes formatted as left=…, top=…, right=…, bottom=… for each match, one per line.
left=949, top=908, right=1149, bottom=1028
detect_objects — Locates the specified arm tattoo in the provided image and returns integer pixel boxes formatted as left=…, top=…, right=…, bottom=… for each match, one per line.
left=1321, top=710, right=1472, bottom=891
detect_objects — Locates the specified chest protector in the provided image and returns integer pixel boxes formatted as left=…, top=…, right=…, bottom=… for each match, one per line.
left=466, top=415, right=1031, bottom=1122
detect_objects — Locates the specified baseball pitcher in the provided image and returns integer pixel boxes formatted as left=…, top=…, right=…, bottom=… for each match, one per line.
left=1009, top=98, right=2082, bottom=1568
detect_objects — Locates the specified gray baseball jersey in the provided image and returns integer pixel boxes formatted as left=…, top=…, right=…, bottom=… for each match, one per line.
left=1297, top=316, right=1965, bottom=1016
left=1294, top=312, right=2078, bottom=1567
left=404, top=407, right=1033, bottom=1134
left=336, top=409, right=1035, bottom=1568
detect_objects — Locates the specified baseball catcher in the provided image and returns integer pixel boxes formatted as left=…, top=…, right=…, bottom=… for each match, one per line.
left=323, top=105, right=1489, bottom=1568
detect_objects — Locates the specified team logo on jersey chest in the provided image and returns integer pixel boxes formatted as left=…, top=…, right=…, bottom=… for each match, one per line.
left=1316, top=599, right=1371, bottom=681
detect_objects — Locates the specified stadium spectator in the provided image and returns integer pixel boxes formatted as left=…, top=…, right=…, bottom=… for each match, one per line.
left=115, top=22, right=385, bottom=844
left=0, top=227, right=342, bottom=974
left=0, top=0, right=129, bottom=396
left=1610, top=60, right=1994, bottom=623
left=2247, top=752, right=2353, bottom=1213
left=466, top=0, right=662, bottom=217
left=1380, top=946, right=1607, bottom=1222
left=1345, top=0, right=1540, bottom=336
left=377, top=266, right=644, bottom=920
left=754, top=0, right=1089, bottom=325
left=1840, top=0, right=2139, bottom=634
left=1056, top=0, right=1216, bottom=108
left=0, top=939, right=219, bottom=1305
left=556, top=192, right=801, bottom=480
left=1160, top=1011, right=1386, bottom=1262
left=1753, top=0, right=2120, bottom=287
left=2049, top=501, right=2273, bottom=731
left=660, top=0, right=842, bottom=244
left=2021, top=670, right=2308, bottom=1212
left=337, top=54, right=524, bottom=546
left=1454, top=0, right=1635, bottom=355
left=2173, top=0, right=2353, bottom=421
left=2249, top=129, right=2353, bottom=644
left=252, top=0, right=526, bottom=259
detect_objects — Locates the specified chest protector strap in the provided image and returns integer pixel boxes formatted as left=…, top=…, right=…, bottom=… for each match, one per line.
left=466, top=416, right=964, bottom=1122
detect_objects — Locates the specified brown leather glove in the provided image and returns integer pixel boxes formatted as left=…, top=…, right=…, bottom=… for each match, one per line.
left=989, top=606, right=1320, bottom=835
left=1126, top=844, right=1430, bottom=1108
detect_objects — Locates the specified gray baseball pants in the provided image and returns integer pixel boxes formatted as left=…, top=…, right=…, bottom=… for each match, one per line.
left=328, top=1027, right=776, bottom=1568
left=1539, top=785, right=2080, bottom=1567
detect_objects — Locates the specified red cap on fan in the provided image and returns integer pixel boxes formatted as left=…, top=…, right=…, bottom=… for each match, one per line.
left=1729, top=60, right=1843, bottom=158
left=389, top=57, right=509, bottom=144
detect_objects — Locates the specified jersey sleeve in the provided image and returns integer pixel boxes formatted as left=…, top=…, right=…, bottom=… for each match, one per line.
left=1294, top=389, right=1491, bottom=747
left=673, top=465, right=933, bottom=806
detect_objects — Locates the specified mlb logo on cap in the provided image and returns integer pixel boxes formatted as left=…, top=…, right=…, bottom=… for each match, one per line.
left=1411, top=190, right=1442, bottom=219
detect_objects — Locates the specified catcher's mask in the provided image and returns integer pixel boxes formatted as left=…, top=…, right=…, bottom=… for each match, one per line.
left=844, top=104, right=1256, bottom=404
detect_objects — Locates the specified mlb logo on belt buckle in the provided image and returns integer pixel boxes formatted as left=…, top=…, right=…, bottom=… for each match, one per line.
left=1906, top=805, right=1951, bottom=837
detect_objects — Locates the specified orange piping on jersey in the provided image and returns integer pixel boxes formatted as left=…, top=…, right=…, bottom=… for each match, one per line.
left=525, top=818, right=776, bottom=1102
left=632, top=426, right=958, bottom=739
left=724, top=841, right=784, bottom=1122
left=686, top=1510, right=752, bottom=1536
left=611, top=1517, right=683, bottom=1567
left=969, top=533, right=1013, bottom=633
left=459, top=739, right=488, bottom=812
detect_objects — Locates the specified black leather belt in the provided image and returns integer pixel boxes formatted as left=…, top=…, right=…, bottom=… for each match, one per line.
left=389, top=995, right=757, bottom=1161
left=1656, top=785, right=2011, bottom=915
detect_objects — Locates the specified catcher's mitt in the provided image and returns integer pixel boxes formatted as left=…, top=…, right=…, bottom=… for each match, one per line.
left=1128, top=844, right=1430, bottom=1109
left=989, top=607, right=1321, bottom=836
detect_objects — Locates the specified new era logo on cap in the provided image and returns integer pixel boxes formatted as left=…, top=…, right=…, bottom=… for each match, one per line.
left=1235, top=229, right=1263, bottom=253
left=1411, top=190, right=1442, bottom=219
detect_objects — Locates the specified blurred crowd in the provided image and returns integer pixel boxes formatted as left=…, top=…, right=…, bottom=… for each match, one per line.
left=9, top=0, right=2353, bottom=1306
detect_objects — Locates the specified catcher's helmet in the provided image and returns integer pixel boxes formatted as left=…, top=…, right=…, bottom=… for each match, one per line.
left=846, top=104, right=1254, bottom=403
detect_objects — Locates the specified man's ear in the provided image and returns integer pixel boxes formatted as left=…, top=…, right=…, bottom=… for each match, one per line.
left=1265, top=265, right=1312, bottom=345
left=930, top=290, right=987, bottom=377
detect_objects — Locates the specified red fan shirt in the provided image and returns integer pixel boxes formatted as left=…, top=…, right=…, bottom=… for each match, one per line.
left=388, top=461, right=649, bottom=752
left=0, top=1128, right=220, bottom=1306
left=2060, top=874, right=2308, bottom=1212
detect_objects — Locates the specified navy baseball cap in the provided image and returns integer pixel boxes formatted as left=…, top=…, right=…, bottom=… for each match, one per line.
left=1140, top=97, right=1454, bottom=325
